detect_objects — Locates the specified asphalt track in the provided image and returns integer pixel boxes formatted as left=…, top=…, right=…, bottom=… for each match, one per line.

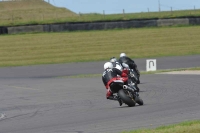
left=0, top=55, right=200, bottom=133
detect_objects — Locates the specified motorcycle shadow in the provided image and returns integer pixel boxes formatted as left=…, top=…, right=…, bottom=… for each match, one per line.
left=138, top=90, right=146, bottom=92
left=115, top=104, right=144, bottom=108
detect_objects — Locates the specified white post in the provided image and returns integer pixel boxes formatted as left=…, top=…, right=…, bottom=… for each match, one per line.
left=146, top=59, right=157, bottom=71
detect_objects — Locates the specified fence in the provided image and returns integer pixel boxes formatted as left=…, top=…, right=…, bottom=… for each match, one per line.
left=0, top=17, right=200, bottom=35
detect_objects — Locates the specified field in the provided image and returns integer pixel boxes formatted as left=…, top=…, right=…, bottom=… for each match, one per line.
left=0, top=0, right=77, bottom=26
left=0, top=26, right=200, bottom=67
left=1, top=0, right=200, bottom=26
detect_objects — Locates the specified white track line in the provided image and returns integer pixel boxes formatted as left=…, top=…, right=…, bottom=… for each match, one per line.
left=157, top=70, right=200, bottom=75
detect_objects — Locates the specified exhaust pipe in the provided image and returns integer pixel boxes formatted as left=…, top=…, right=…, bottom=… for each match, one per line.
left=123, top=85, right=136, bottom=93
left=123, top=85, right=128, bottom=89
left=123, top=85, right=133, bottom=90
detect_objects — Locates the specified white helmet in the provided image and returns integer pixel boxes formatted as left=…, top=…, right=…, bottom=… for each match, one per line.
left=104, top=62, right=113, bottom=70
left=120, top=53, right=126, bottom=57
left=110, top=57, right=117, bottom=62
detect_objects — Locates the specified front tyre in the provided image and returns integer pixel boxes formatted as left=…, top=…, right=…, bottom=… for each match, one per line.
left=137, top=79, right=140, bottom=84
left=118, top=89, right=135, bottom=107
left=135, top=96, right=143, bottom=105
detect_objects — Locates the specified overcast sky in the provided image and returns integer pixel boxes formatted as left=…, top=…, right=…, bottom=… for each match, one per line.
left=45, top=0, right=199, bottom=14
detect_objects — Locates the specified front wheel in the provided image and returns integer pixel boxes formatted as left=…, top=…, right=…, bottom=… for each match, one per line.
left=118, top=89, right=136, bottom=107
left=137, top=78, right=140, bottom=84
left=135, top=96, right=143, bottom=105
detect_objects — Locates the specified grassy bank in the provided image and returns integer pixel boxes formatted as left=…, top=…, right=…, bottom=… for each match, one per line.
left=0, top=26, right=200, bottom=67
left=0, top=0, right=77, bottom=26
left=121, top=120, right=200, bottom=133
left=1, top=0, right=200, bottom=26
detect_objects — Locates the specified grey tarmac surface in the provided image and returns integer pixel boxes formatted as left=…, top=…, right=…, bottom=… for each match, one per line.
left=0, top=55, right=200, bottom=78
left=0, top=55, right=200, bottom=133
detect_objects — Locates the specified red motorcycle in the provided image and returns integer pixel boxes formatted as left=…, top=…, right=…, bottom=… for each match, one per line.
left=109, top=78, right=143, bottom=107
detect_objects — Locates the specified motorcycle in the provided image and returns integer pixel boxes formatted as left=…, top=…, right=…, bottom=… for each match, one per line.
left=129, top=68, right=140, bottom=84
left=121, top=62, right=140, bottom=84
left=109, top=80, right=143, bottom=107
left=126, top=68, right=140, bottom=92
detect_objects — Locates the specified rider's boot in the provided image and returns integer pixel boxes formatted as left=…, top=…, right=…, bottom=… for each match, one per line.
left=134, top=67, right=140, bottom=77
left=116, top=96, right=123, bottom=106
left=107, top=96, right=115, bottom=100
left=134, top=67, right=141, bottom=84
left=107, top=95, right=123, bottom=106
left=135, top=84, right=140, bottom=92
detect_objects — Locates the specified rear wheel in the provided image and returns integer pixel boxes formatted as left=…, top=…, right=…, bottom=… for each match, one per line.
left=118, top=89, right=135, bottom=107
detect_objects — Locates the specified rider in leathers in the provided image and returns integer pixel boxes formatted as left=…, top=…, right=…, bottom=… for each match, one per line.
left=110, top=57, right=129, bottom=75
left=118, top=53, right=140, bottom=77
left=110, top=56, right=140, bottom=92
left=102, top=62, right=128, bottom=106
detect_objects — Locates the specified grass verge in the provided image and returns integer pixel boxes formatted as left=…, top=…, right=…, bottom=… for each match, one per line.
left=0, top=26, right=200, bottom=67
left=121, top=120, right=200, bottom=133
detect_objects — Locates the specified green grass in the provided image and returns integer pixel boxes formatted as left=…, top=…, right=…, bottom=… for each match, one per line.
left=1, top=0, right=200, bottom=26
left=121, top=120, right=200, bottom=133
left=0, top=0, right=77, bottom=26
left=0, top=26, right=200, bottom=67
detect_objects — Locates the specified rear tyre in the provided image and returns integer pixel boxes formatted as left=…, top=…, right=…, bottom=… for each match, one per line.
left=118, top=89, right=135, bottom=107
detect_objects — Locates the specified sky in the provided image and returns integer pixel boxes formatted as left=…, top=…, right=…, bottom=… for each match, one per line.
left=45, top=0, right=199, bottom=14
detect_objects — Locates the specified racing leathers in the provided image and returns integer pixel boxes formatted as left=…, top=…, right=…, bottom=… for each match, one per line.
left=102, top=68, right=128, bottom=99
left=118, top=56, right=140, bottom=77
left=111, top=61, right=130, bottom=76
left=118, top=56, right=140, bottom=91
